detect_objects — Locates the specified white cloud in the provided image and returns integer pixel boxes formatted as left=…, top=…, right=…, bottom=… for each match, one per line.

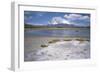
left=64, top=14, right=81, bottom=19
left=64, top=14, right=89, bottom=20
left=81, top=16, right=89, bottom=20
left=64, top=14, right=90, bottom=26
left=50, top=17, right=70, bottom=24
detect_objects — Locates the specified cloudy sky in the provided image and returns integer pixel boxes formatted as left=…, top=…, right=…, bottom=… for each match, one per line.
left=24, top=11, right=90, bottom=26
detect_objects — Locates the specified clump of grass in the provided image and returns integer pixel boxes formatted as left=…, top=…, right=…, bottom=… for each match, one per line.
left=48, top=39, right=60, bottom=43
left=76, top=38, right=90, bottom=44
left=76, top=38, right=90, bottom=41
left=63, top=39, right=71, bottom=41
left=75, top=38, right=85, bottom=41
left=41, top=45, right=48, bottom=47
left=79, top=41, right=84, bottom=44
left=75, top=38, right=85, bottom=44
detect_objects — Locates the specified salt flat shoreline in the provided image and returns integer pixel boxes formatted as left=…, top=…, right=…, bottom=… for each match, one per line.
left=24, top=36, right=90, bottom=61
left=24, top=36, right=89, bottom=51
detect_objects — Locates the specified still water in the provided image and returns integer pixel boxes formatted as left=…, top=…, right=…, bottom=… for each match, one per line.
left=25, top=28, right=90, bottom=38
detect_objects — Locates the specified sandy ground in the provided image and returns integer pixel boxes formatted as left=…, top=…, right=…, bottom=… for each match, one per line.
left=24, top=37, right=90, bottom=61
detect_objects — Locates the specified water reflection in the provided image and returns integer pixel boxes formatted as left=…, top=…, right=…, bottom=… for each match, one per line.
left=25, top=28, right=90, bottom=38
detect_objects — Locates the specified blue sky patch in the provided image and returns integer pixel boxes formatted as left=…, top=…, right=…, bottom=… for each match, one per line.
left=24, top=11, right=90, bottom=26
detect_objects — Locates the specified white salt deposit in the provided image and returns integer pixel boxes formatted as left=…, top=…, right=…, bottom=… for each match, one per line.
left=25, top=40, right=90, bottom=61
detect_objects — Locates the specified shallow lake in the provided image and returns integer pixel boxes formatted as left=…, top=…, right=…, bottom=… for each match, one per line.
left=25, top=28, right=90, bottom=38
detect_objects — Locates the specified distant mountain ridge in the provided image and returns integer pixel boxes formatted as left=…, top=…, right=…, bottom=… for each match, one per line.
left=25, top=23, right=90, bottom=28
